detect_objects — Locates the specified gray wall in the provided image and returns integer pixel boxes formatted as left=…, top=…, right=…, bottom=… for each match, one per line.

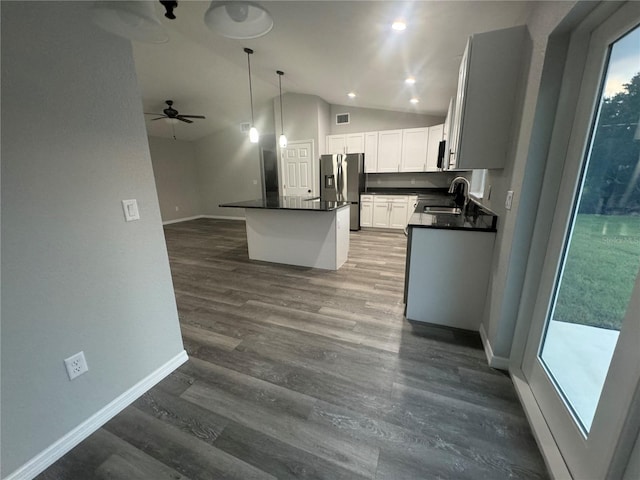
left=479, top=1, right=578, bottom=358
left=148, top=136, right=202, bottom=222
left=1, top=2, right=185, bottom=476
left=329, top=104, right=444, bottom=134
left=366, top=172, right=456, bottom=190
left=194, top=130, right=262, bottom=218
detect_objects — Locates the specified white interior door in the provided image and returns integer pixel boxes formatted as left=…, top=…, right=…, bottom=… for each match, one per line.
left=282, top=141, right=314, bottom=197
left=522, top=5, right=640, bottom=478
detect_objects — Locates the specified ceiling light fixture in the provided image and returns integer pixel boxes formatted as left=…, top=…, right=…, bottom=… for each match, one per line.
left=204, top=1, right=273, bottom=39
left=91, top=1, right=169, bottom=44
left=392, top=20, right=407, bottom=31
left=405, top=77, right=416, bottom=85
left=244, top=48, right=259, bottom=143
left=347, top=92, right=356, bottom=99
left=277, top=70, right=288, bottom=149
left=410, top=97, right=419, bottom=104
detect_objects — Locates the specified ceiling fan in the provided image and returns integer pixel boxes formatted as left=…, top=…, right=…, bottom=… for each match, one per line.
left=145, top=100, right=205, bottom=124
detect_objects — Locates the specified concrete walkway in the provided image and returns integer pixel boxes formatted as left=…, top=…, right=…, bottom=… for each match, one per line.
left=541, top=319, right=620, bottom=431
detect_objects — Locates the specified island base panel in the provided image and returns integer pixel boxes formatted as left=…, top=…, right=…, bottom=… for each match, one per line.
left=245, top=207, right=350, bottom=270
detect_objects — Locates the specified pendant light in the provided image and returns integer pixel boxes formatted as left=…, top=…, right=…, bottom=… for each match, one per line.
left=277, top=70, right=287, bottom=149
left=204, top=1, right=274, bottom=39
left=244, top=48, right=259, bottom=143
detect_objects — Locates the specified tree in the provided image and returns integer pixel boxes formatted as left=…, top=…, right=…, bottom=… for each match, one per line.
left=579, top=72, right=640, bottom=214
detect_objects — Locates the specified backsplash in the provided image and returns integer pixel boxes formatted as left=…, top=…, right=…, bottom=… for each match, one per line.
left=366, top=172, right=456, bottom=190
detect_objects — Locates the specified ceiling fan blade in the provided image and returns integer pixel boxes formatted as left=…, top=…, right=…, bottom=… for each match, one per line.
left=177, top=117, right=193, bottom=124
left=151, top=117, right=167, bottom=121
left=178, top=115, right=206, bottom=119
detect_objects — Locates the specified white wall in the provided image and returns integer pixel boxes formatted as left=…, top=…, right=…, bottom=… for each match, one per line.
left=479, top=1, right=578, bottom=360
left=329, top=104, right=444, bottom=134
left=148, top=136, right=202, bottom=222
left=1, top=2, right=185, bottom=476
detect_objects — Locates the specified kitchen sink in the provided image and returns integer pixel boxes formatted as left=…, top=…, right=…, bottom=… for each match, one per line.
left=423, top=206, right=462, bottom=215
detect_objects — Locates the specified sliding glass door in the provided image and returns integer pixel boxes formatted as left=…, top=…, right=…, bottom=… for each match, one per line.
left=523, top=3, right=640, bottom=478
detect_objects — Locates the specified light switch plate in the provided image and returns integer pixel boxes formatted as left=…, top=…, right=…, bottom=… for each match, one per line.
left=505, top=190, right=514, bottom=210
left=122, top=199, right=140, bottom=222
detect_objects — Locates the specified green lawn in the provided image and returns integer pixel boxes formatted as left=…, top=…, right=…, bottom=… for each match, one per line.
left=553, top=214, right=640, bottom=330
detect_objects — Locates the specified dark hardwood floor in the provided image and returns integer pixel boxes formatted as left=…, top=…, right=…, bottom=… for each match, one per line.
left=38, top=219, right=547, bottom=480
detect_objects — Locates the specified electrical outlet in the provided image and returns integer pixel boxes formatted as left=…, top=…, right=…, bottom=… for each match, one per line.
left=410, top=178, right=416, bottom=185
left=505, top=190, right=514, bottom=210
left=64, top=351, right=89, bottom=380
left=175, top=206, right=179, bottom=212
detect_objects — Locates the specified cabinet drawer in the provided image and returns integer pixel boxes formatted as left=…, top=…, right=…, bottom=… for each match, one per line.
left=361, top=195, right=373, bottom=202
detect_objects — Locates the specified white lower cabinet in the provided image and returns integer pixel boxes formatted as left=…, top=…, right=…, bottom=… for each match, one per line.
left=360, top=197, right=373, bottom=227
left=366, top=195, right=410, bottom=229
left=407, top=195, right=418, bottom=224
left=390, top=200, right=408, bottom=228
left=373, top=200, right=391, bottom=227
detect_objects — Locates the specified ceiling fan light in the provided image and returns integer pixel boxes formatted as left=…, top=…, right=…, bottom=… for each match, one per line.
left=204, top=1, right=273, bottom=39
left=91, top=1, right=169, bottom=44
left=279, top=134, right=288, bottom=148
left=249, top=126, right=260, bottom=143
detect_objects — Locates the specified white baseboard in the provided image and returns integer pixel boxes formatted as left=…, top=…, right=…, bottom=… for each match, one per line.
left=479, top=323, right=510, bottom=370
left=201, top=215, right=245, bottom=221
left=4, top=350, right=188, bottom=480
left=162, top=215, right=202, bottom=225
left=162, top=215, right=246, bottom=225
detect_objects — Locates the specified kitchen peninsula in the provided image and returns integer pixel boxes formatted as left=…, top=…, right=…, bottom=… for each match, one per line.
left=220, top=196, right=350, bottom=270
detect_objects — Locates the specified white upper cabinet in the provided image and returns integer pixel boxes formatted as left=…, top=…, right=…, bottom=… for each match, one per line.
left=345, top=133, right=364, bottom=153
left=327, top=124, right=444, bottom=174
left=326, top=133, right=365, bottom=154
left=426, top=124, right=444, bottom=171
left=400, top=127, right=429, bottom=172
left=448, top=25, right=526, bottom=170
left=376, top=130, right=403, bottom=173
left=364, top=132, right=378, bottom=173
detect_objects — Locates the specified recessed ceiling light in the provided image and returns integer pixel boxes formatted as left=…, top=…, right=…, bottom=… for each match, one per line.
left=410, top=98, right=419, bottom=104
left=392, top=20, right=407, bottom=31
left=405, top=77, right=416, bottom=85
left=347, top=92, right=356, bottom=98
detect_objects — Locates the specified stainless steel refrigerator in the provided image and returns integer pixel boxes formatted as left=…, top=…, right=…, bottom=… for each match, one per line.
left=319, top=153, right=365, bottom=231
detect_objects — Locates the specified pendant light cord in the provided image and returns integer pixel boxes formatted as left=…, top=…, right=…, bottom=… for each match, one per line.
left=245, top=48, right=255, bottom=125
left=277, top=70, right=285, bottom=136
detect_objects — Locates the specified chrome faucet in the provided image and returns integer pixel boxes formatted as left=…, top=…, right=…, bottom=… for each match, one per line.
left=448, top=176, right=471, bottom=207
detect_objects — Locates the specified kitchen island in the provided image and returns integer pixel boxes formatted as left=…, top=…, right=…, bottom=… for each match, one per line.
left=220, top=196, right=351, bottom=270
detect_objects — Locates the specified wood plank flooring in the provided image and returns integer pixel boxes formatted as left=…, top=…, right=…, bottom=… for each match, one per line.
left=37, top=219, right=547, bottom=480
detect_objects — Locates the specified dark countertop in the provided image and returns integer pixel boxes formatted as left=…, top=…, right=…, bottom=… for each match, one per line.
left=408, top=194, right=498, bottom=232
left=220, top=196, right=350, bottom=212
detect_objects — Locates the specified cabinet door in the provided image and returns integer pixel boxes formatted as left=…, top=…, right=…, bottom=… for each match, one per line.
left=326, top=135, right=346, bottom=154
left=390, top=203, right=408, bottom=229
left=364, top=132, right=378, bottom=173
left=376, top=130, right=402, bottom=173
left=426, top=124, right=444, bottom=171
left=346, top=133, right=365, bottom=154
left=400, top=127, right=429, bottom=172
left=360, top=202, right=373, bottom=227
left=407, top=196, right=418, bottom=224
left=372, top=202, right=390, bottom=227
left=449, top=40, right=470, bottom=169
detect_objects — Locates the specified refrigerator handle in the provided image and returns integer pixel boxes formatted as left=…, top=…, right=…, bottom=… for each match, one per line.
left=336, top=161, right=343, bottom=201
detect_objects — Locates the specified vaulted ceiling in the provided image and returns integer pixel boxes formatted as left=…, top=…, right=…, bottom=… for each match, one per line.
left=133, top=1, right=534, bottom=141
